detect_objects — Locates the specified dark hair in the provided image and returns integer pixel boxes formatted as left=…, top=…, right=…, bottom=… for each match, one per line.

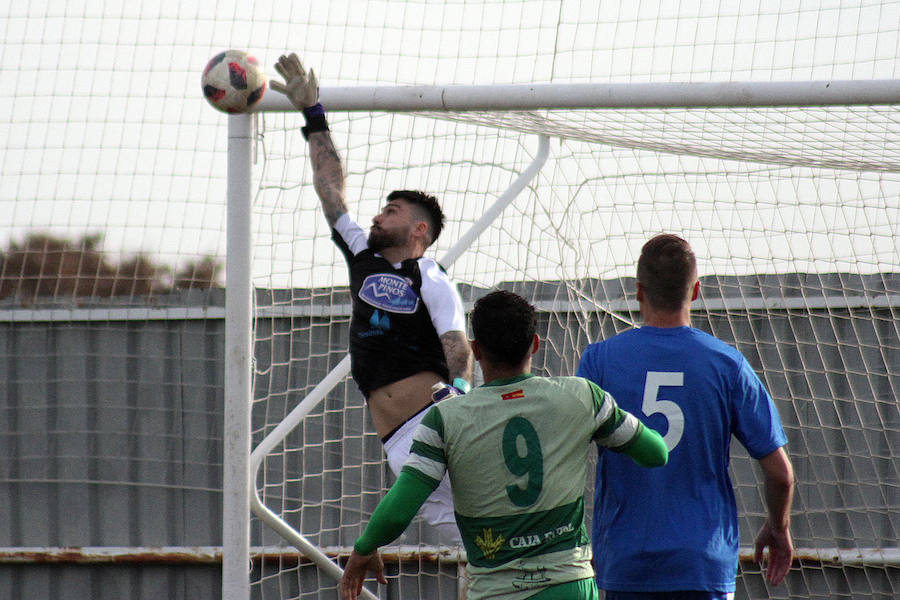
left=637, top=233, right=697, bottom=312
left=386, top=190, right=445, bottom=246
left=471, top=290, right=536, bottom=367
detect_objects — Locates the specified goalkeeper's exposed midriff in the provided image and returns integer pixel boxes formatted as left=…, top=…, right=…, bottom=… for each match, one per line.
left=273, top=52, right=473, bottom=547
left=367, top=370, right=445, bottom=441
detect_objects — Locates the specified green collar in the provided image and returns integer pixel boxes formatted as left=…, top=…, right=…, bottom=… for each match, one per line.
left=483, top=373, right=535, bottom=387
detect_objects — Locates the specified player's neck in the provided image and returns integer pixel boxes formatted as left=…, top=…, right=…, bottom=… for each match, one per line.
left=640, top=304, right=691, bottom=328
left=480, top=357, right=532, bottom=384
left=379, top=242, right=425, bottom=265
left=381, top=246, right=422, bottom=265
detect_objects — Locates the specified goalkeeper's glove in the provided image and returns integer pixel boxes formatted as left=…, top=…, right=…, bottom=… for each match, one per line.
left=271, top=52, right=327, bottom=139
left=431, top=378, right=471, bottom=403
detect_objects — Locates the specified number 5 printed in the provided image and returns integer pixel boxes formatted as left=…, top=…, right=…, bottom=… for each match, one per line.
left=642, top=372, right=685, bottom=451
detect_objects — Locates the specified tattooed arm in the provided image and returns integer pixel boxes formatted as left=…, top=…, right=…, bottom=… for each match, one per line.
left=440, top=330, right=474, bottom=386
left=271, top=54, right=349, bottom=227
left=307, top=130, right=348, bottom=227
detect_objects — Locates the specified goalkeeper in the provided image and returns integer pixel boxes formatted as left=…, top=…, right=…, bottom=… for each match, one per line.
left=272, top=53, right=474, bottom=544
left=340, top=290, right=670, bottom=600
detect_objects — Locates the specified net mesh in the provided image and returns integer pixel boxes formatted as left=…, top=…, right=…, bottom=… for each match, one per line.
left=250, top=107, right=899, bottom=600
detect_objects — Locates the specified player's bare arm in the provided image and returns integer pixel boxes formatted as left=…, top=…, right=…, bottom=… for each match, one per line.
left=271, top=53, right=347, bottom=225
left=754, top=446, right=795, bottom=585
left=307, top=130, right=348, bottom=226
left=440, top=330, right=474, bottom=385
left=340, top=550, right=386, bottom=600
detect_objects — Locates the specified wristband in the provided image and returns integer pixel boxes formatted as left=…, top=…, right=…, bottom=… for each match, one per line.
left=302, top=103, right=326, bottom=119
left=452, top=378, right=471, bottom=394
left=301, top=103, right=329, bottom=140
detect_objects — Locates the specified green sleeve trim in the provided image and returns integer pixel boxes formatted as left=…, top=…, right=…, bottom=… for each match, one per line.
left=353, top=471, right=436, bottom=555
left=420, top=405, right=445, bottom=439
left=586, top=380, right=606, bottom=414
left=401, top=463, right=443, bottom=489
left=586, top=380, right=622, bottom=440
left=409, top=438, right=446, bottom=465
left=619, top=424, right=669, bottom=467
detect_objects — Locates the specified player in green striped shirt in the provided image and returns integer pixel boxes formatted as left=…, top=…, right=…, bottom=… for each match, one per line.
left=340, top=290, right=669, bottom=600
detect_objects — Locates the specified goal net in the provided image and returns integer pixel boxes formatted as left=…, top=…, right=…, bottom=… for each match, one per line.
left=247, top=91, right=900, bottom=600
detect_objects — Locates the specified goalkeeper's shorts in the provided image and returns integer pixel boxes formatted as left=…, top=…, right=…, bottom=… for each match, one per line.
left=383, top=406, right=461, bottom=546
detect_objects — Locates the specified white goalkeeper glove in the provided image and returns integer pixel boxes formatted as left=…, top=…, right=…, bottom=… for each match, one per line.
left=431, top=378, right=472, bottom=403
left=271, top=52, right=319, bottom=110
left=272, top=53, right=328, bottom=139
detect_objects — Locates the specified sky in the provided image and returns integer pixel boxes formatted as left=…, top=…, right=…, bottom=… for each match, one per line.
left=2, top=0, right=899, bottom=289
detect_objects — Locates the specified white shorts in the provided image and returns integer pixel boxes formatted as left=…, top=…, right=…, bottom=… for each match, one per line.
left=383, top=406, right=462, bottom=546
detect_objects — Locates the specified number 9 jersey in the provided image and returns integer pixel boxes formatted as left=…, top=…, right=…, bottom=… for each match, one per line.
left=403, top=373, right=654, bottom=600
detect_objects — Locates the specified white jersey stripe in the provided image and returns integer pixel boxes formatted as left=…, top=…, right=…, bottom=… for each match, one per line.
left=405, top=454, right=446, bottom=482
left=595, top=412, right=641, bottom=449
left=412, top=423, right=444, bottom=450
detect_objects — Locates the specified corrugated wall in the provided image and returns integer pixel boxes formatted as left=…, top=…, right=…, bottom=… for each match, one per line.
left=0, top=312, right=225, bottom=600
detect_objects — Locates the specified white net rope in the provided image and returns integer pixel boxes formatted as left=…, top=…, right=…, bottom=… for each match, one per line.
left=423, top=105, right=900, bottom=172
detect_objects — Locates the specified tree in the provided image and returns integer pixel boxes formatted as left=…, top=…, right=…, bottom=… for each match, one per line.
left=0, top=233, right=222, bottom=302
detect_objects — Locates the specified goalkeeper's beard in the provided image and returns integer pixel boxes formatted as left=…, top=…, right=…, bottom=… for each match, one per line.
left=368, top=226, right=409, bottom=254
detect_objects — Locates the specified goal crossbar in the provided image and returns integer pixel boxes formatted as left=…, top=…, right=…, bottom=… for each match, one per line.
left=256, top=79, right=900, bottom=112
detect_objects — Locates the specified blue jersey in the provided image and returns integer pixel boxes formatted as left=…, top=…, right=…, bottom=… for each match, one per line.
left=577, top=326, right=787, bottom=593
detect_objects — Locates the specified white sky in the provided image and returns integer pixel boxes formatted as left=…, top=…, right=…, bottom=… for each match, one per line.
left=2, top=1, right=899, bottom=286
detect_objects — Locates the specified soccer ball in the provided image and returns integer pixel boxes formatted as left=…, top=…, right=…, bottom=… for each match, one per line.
left=202, top=50, right=267, bottom=113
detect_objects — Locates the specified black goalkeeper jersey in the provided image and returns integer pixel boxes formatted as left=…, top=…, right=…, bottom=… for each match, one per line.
left=332, top=229, right=450, bottom=395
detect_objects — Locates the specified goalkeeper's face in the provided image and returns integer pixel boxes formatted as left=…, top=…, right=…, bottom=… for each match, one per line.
left=368, top=200, right=416, bottom=253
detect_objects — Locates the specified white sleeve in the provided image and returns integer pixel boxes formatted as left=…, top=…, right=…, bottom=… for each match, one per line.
left=332, top=212, right=369, bottom=255
left=418, top=259, right=466, bottom=336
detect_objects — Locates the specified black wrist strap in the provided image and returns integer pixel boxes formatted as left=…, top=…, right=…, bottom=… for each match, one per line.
left=301, top=115, right=329, bottom=140
left=301, top=104, right=329, bottom=140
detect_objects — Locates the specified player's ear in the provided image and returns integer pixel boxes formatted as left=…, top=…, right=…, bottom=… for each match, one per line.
left=690, top=280, right=700, bottom=301
left=530, top=335, right=539, bottom=355
left=636, top=282, right=645, bottom=302
left=411, top=219, right=429, bottom=243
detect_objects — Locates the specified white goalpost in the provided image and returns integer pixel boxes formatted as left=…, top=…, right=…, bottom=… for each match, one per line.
left=225, top=80, right=900, bottom=600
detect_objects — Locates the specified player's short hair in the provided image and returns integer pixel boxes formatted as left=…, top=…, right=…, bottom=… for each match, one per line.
left=386, top=190, right=445, bottom=246
left=471, top=290, right=536, bottom=367
left=637, top=233, right=698, bottom=311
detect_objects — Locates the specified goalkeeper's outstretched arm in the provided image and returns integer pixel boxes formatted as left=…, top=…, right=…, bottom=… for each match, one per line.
left=272, top=53, right=348, bottom=226
left=307, top=130, right=347, bottom=226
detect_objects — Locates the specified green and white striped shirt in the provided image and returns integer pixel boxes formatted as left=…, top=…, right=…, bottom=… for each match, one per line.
left=404, top=374, right=645, bottom=600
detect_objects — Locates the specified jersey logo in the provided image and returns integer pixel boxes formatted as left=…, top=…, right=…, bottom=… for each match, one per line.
left=359, top=273, right=420, bottom=314
left=501, top=389, right=524, bottom=400
left=512, top=567, right=551, bottom=590
left=475, top=528, right=505, bottom=560
left=369, top=309, right=391, bottom=331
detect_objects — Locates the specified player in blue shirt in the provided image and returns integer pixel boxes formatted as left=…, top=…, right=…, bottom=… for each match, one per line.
left=577, top=234, right=794, bottom=600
